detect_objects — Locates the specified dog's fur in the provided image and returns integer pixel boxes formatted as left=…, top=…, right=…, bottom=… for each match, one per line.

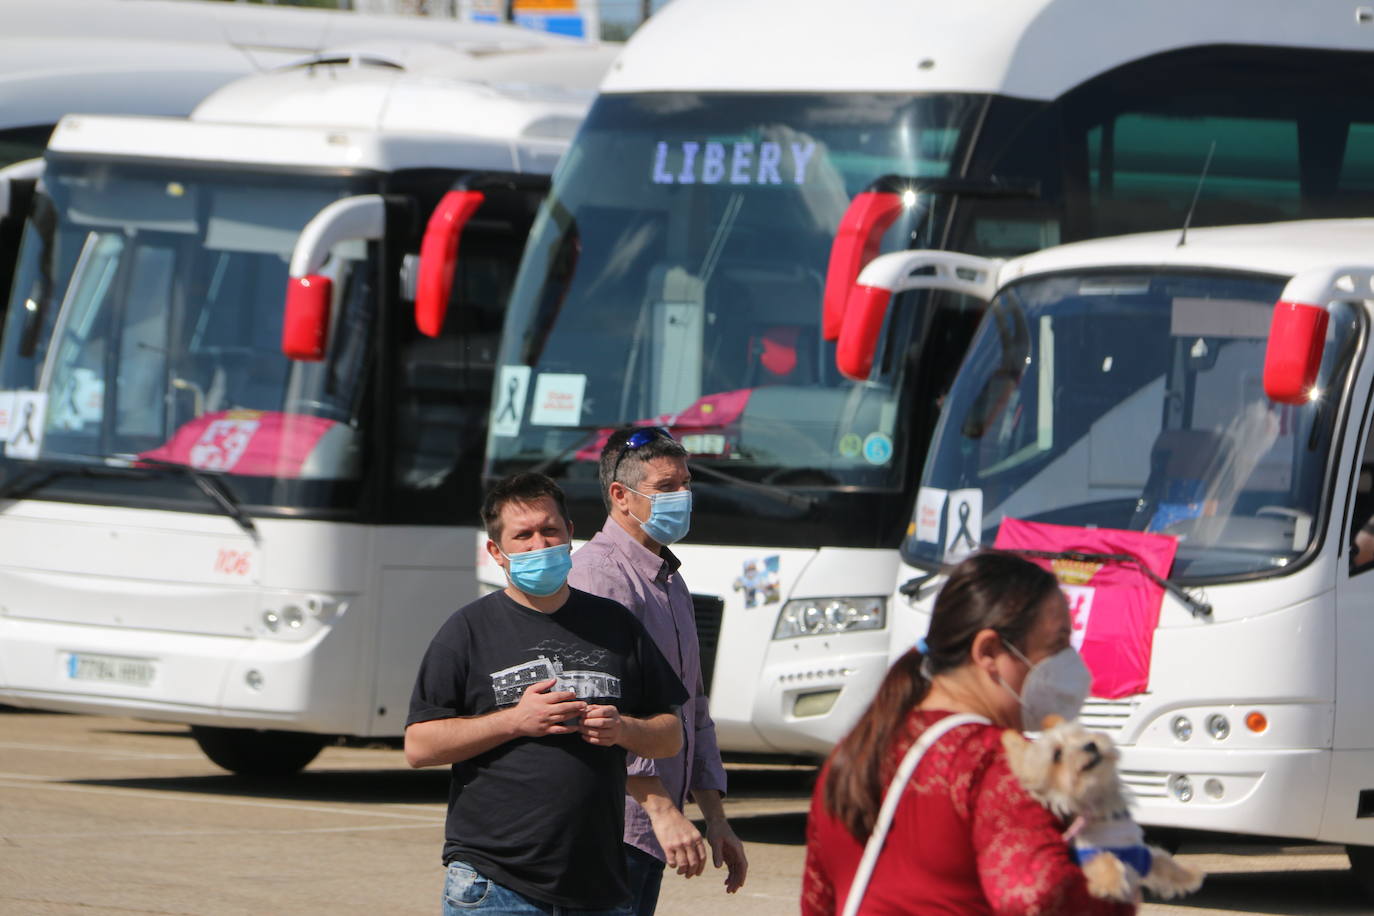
left=1001, top=717, right=1204, bottom=902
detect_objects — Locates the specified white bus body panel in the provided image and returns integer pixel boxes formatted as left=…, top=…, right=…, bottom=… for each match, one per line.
left=604, top=0, right=1374, bottom=97
left=0, top=500, right=473, bottom=737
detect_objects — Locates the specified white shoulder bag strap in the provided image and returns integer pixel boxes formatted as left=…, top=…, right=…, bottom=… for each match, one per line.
left=840, top=713, right=991, bottom=916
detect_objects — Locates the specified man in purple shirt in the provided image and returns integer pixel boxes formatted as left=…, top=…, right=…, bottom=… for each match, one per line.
left=569, top=426, right=748, bottom=914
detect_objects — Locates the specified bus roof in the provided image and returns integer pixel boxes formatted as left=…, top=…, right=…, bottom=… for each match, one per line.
left=43, top=43, right=618, bottom=175
left=189, top=44, right=616, bottom=134
left=1, top=0, right=587, bottom=131
left=1001, top=219, right=1374, bottom=283
left=602, top=0, right=1374, bottom=98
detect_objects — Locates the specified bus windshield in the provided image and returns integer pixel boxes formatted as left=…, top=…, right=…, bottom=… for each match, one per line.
left=904, top=271, right=1363, bottom=580
left=0, top=158, right=376, bottom=509
left=487, top=92, right=989, bottom=544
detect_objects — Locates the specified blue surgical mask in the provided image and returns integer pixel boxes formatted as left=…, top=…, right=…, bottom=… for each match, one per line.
left=500, top=543, right=572, bottom=597
left=629, top=487, right=692, bottom=546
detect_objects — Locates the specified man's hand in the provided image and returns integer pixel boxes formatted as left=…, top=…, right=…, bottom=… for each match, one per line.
left=650, top=806, right=708, bottom=878
left=705, top=818, right=748, bottom=893
left=578, top=703, right=623, bottom=746
left=509, top=678, right=585, bottom=738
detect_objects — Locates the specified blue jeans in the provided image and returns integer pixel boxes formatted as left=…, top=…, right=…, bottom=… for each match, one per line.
left=623, top=845, right=666, bottom=915
left=442, top=861, right=632, bottom=916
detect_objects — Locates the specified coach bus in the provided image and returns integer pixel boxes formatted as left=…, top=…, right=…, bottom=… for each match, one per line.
left=480, top=0, right=1374, bottom=757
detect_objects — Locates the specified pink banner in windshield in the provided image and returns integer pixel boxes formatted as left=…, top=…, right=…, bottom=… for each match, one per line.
left=994, top=518, right=1178, bottom=700
left=140, top=410, right=336, bottom=478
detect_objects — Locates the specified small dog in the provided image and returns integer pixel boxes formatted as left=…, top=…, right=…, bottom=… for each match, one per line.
left=1002, top=716, right=1204, bottom=902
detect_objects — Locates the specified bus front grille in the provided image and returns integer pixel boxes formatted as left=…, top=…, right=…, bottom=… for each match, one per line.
left=1120, top=770, right=1171, bottom=798
left=1078, top=697, right=1139, bottom=733
left=691, top=593, right=725, bottom=694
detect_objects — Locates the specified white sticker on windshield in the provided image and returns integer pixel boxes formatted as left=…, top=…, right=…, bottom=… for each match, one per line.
left=914, top=487, right=946, bottom=544
left=5, top=392, right=47, bottom=459
left=491, top=366, right=531, bottom=438
left=944, top=488, right=983, bottom=562
left=0, top=392, right=16, bottom=443
left=530, top=373, right=586, bottom=427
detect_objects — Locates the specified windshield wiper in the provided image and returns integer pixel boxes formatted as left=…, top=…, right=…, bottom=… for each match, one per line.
left=520, top=426, right=817, bottom=510
left=0, top=457, right=260, bottom=544
left=128, top=457, right=260, bottom=545
left=0, top=463, right=110, bottom=502
left=1002, top=548, right=1211, bottom=619
left=686, top=461, right=817, bottom=510
left=524, top=423, right=612, bottom=477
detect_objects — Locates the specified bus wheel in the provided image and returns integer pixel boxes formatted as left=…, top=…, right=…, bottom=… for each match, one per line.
left=1348, top=845, right=1374, bottom=899
left=190, top=725, right=328, bottom=777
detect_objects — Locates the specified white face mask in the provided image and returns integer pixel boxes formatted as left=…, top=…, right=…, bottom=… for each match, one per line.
left=999, top=641, right=1093, bottom=732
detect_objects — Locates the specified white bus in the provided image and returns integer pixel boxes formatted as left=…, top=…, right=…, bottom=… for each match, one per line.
left=0, top=35, right=615, bottom=775
left=845, top=218, right=1374, bottom=897
left=478, top=0, right=1374, bottom=758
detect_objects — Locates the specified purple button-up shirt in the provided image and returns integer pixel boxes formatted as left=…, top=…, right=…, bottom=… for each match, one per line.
left=569, top=518, right=728, bottom=861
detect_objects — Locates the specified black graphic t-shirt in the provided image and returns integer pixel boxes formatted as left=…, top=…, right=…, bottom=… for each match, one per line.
left=407, top=587, right=687, bottom=908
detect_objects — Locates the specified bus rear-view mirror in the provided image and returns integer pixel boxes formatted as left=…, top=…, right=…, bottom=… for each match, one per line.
left=830, top=249, right=1003, bottom=381
left=822, top=189, right=905, bottom=343
left=1263, top=300, right=1327, bottom=405
left=415, top=190, right=486, bottom=338
left=283, top=194, right=385, bottom=361
left=282, top=275, right=332, bottom=361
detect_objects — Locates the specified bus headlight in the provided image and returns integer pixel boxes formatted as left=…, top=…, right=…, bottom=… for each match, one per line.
left=772, top=597, right=886, bottom=639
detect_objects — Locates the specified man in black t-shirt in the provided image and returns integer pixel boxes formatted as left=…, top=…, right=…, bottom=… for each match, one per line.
left=407, top=472, right=687, bottom=915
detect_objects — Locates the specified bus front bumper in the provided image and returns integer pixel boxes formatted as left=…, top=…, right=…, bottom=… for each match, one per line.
left=0, top=615, right=358, bottom=734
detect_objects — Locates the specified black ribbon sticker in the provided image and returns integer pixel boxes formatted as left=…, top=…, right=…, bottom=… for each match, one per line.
left=496, top=375, right=521, bottom=424
left=11, top=401, right=36, bottom=448
left=950, top=499, right=978, bottom=554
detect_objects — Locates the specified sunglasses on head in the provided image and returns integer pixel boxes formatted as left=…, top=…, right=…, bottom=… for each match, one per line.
left=611, top=426, right=674, bottom=482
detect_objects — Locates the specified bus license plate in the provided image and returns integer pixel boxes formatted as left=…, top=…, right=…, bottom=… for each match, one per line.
left=63, top=652, right=155, bottom=687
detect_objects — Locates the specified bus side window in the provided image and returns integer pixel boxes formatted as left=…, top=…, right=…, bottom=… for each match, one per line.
left=1350, top=427, right=1374, bottom=573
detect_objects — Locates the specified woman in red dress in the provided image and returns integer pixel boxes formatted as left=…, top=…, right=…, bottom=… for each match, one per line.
left=802, top=552, right=1136, bottom=915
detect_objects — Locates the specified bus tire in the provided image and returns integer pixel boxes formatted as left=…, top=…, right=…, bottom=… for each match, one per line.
left=190, top=725, right=328, bottom=777
left=1347, top=845, right=1374, bottom=899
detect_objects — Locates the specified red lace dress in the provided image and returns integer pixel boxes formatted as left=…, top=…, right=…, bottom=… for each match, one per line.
left=801, top=710, right=1136, bottom=916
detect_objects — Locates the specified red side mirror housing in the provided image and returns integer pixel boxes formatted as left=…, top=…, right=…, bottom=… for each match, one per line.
left=835, top=285, right=893, bottom=380
left=1263, top=300, right=1328, bottom=404
left=416, top=190, right=485, bottom=338
left=821, top=191, right=904, bottom=341
left=282, top=274, right=332, bottom=361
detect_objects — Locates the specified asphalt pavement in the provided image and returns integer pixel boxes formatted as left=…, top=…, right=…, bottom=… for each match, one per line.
left=0, top=709, right=1370, bottom=915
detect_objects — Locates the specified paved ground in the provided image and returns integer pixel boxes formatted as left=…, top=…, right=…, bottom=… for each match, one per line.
left=0, top=708, right=1370, bottom=915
